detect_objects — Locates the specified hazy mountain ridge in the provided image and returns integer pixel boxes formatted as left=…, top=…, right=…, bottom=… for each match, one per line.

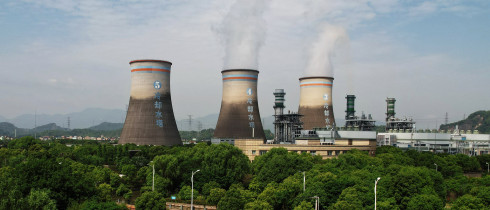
left=440, top=110, right=490, bottom=133
left=0, top=108, right=127, bottom=129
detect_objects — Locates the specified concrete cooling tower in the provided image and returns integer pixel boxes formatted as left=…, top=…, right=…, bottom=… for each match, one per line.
left=214, top=69, right=266, bottom=140
left=298, top=77, right=336, bottom=130
left=119, top=59, right=182, bottom=146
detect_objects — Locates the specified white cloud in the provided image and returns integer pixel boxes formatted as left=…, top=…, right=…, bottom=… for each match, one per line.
left=0, top=0, right=488, bottom=128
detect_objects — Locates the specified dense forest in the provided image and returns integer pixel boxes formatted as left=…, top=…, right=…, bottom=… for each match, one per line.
left=0, top=137, right=489, bottom=209
left=440, top=110, right=490, bottom=133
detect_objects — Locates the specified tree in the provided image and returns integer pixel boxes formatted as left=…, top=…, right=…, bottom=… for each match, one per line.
left=135, top=191, right=166, bottom=210
left=24, top=188, right=57, bottom=210
left=451, top=194, right=485, bottom=210
left=80, top=200, right=126, bottom=210
left=178, top=185, right=197, bottom=200
left=244, top=200, right=273, bottom=210
left=202, top=181, right=220, bottom=196
left=330, top=187, right=363, bottom=209
left=293, top=201, right=313, bottom=210
left=97, top=183, right=113, bottom=202
left=251, top=148, right=312, bottom=191
left=406, top=194, right=443, bottom=210
left=207, top=188, right=225, bottom=205
left=217, top=188, right=246, bottom=210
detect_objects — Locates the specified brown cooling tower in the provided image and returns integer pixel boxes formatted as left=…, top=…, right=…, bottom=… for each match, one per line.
left=214, top=69, right=265, bottom=140
left=298, top=77, right=336, bottom=130
left=119, top=59, right=182, bottom=146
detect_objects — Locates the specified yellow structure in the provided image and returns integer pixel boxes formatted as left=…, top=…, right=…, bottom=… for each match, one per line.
left=235, top=137, right=376, bottom=161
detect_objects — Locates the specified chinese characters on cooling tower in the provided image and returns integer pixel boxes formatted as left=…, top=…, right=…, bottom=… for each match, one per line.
left=154, top=81, right=163, bottom=127
left=323, top=93, right=330, bottom=125
left=247, top=88, right=255, bottom=128
left=119, top=60, right=181, bottom=146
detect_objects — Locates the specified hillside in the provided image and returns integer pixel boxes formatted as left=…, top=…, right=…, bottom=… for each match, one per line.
left=88, top=122, right=123, bottom=131
left=440, top=110, right=490, bottom=133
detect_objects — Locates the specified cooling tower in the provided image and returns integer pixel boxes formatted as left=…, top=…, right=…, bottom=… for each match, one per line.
left=298, top=77, right=336, bottom=130
left=214, top=69, right=265, bottom=140
left=119, top=59, right=182, bottom=146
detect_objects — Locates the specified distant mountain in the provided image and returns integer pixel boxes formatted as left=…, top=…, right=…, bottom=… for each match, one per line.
left=0, top=122, right=22, bottom=136
left=440, top=110, right=490, bottom=133
left=89, top=122, right=123, bottom=131
left=1, top=108, right=126, bottom=129
left=34, top=123, right=67, bottom=132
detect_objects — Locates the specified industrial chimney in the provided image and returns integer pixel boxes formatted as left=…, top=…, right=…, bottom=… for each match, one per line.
left=298, top=77, right=335, bottom=130
left=386, top=98, right=396, bottom=122
left=119, top=59, right=182, bottom=146
left=345, top=95, right=356, bottom=120
left=214, top=69, right=265, bottom=140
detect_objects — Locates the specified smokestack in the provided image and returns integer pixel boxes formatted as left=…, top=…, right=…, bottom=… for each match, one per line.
left=386, top=98, right=396, bottom=122
left=298, top=77, right=335, bottom=130
left=119, top=59, right=182, bottom=146
left=214, top=69, right=265, bottom=140
left=273, top=89, right=285, bottom=116
left=345, top=95, right=356, bottom=120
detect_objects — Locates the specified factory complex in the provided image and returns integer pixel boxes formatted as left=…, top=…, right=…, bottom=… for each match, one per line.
left=118, top=59, right=488, bottom=161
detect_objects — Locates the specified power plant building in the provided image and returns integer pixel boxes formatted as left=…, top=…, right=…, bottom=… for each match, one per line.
left=272, top=89, right=303, bottom=144
left=119, top=59, right=182, bottom=146
left=213, top=69, right=266, bottom=143
left=344, top=95, right=375, bottom=131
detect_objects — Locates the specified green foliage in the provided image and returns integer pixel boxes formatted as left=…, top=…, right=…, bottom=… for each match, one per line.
left=244, top=199, right=273, bottom=210
left=451, top=194, right=486, bottom=210
left=178, top=185, right=197, bottom=200
left=207, top=188, right=226, bottom=205
left=406, top=194, right=444, bottom=210
left=80, top=200, right=126, bottom=210
left=134, top=191, right=166, bottom=210
left=294, top=200, right=314, bottom=210
left=217, top=188, right=246, bottom=210
left=251, top=148, right=313, bottom=191
left=25, top=188, right=57, bottom=210
left=8, top=136, right=42, bottom=150
left=97, top=183, right=113, bottom=202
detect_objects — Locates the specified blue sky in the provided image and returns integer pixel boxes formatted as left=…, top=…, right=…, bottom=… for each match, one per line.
left=0, top=0, right=489, bottom=129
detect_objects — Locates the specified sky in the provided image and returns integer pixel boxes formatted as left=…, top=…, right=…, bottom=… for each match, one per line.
left=0, top=0, right=489, bottom=130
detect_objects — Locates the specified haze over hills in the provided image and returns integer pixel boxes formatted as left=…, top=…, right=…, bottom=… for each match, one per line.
left=1, top=107, right=372, bottom=132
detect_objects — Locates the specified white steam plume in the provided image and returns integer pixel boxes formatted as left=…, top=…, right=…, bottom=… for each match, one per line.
left=217, top=0, right=269, bottom=70
left=304, top=24, right=349, bottom=77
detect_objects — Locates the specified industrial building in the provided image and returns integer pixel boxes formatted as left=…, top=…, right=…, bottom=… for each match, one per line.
left=119, top=59, right=182, bottom=146
left=344, top=95, right=375, bottom=131
left=233, top=78, right=378, bottom=160
left=377, top=98, right=489, bottom=155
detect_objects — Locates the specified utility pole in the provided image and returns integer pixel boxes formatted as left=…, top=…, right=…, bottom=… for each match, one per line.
left=67, top=117, right=71, bottom=130
left=445, top=112, right=448, bottom=125
left=34, top=111, right=37, bottom=139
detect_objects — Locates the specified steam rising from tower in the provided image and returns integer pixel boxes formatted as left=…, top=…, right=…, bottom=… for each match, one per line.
left=214, top=69, right=265, bottom=140
left=120, top=60, right=181, bottom=146
left=217, top=0, right=269, bottom=69
left=304, top=24, right=348, bottom=77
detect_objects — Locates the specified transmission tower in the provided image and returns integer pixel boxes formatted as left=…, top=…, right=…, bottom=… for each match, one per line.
left=67, top=117, right=71, bottom=130
left=445, top=112, right=448, bottom=125
left=188, top=115, right=193, bottom=131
